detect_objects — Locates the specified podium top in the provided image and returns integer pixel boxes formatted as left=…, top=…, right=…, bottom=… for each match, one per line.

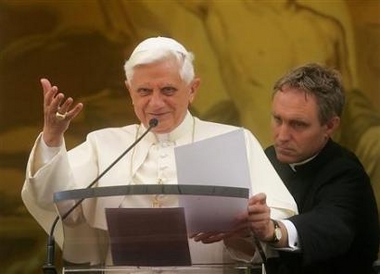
left=53, top=184, right=249, bottom=202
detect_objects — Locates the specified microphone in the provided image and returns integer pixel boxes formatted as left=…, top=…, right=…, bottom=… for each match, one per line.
left=42, top=118, right=158, bottom=273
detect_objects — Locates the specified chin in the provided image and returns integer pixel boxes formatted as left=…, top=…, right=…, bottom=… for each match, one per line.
left=276, top=153, right=296, bottom=164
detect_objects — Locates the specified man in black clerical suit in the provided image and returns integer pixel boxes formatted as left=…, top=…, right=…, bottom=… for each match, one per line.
left=263, top=63, right=379, bottom=274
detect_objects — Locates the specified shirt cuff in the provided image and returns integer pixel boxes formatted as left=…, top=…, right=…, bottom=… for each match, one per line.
left=277, top=219, right=301, bottom=251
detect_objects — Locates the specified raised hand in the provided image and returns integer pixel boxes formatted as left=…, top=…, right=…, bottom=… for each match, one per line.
left=41, top=78, right=83, bottom=146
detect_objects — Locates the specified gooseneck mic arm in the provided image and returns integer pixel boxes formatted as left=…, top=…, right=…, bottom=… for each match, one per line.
left=42, top=118, right=158, bottom=274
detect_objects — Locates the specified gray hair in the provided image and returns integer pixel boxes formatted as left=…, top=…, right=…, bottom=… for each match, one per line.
left=124, top=45, right=195, bottom=85
left=273, top=63, right=345, bottom=124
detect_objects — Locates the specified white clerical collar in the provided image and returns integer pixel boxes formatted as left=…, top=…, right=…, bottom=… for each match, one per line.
left=156, top=111, right=194, bottom=142
left=140, top=111, right=194, bottom=143
left=289, top=153, right=318, bottom=172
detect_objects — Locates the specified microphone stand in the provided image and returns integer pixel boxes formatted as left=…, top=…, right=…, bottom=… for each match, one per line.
left=42, top=118, right=158, bottom=273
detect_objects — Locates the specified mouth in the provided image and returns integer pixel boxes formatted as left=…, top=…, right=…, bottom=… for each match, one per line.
left=275, top=144, right=294, bottom=155
left=147, top=113, right=163, bottom=122
left=148, top=111, right=169, bottom=117
left=146, top=112, right=170, bottom=128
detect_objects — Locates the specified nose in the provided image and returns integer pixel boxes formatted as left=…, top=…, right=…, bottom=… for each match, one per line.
left=276, top=124, right=291, bottom=142
left=149, top=90, right=165, bottom=107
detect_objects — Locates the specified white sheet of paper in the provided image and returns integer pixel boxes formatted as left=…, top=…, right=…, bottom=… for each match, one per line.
left=174, top=129, right=251, bottom=233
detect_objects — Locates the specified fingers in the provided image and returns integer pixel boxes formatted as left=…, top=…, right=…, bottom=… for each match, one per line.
left=57, top=97, right=84, bottom=120
left=41, top=78, right=52, bottom=95
left=247, top=193, right=269, bottom=221
left=191, top=231, right=229, bottom=244
left=42, top=84, right=58, bottom=109
left=248, top=192, right=266, bottom=205
left=248, top=194, right=268, bottom=217
left=40, top=78, right=83, bottom=146
left=41, top=78, right=83, bottom=119
left=247, top=193, right=271, bottom=240
left=68, top=99, right=84, bottom=119
left=42, top=78, right=62, bottom=112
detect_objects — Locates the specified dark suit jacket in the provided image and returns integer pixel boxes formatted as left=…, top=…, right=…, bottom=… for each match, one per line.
left=265, top=139, right=379, bottom=274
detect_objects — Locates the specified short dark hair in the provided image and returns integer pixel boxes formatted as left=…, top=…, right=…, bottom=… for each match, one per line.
left=273, top=63, right=345, bottom=124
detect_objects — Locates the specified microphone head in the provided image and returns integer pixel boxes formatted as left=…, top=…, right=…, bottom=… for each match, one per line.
left=149, top=118, right=159, bottom=128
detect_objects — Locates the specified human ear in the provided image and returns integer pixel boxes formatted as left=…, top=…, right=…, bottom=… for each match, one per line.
left=125, top=80, right=134, bottom=105
left=325, top=116, right=340, bottom=136
left=189, top=77, right=201, bottom=103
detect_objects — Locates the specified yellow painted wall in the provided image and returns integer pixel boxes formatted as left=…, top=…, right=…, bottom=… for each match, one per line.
left=0, top=0, right=379, bottom=272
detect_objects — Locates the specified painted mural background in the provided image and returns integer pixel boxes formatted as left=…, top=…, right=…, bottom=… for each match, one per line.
left=0, top=0, right=379, bottom=273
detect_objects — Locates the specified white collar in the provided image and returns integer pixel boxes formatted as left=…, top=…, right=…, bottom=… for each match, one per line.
left=289, top=153, right=318, bottom=171
left=140, top=111, right=194, bottom=143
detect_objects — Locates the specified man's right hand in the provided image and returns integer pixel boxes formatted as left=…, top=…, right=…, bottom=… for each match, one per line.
left=41, top=78, right=83, bottom=147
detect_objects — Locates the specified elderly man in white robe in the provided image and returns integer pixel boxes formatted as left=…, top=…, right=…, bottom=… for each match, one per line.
left=21, top=37, right=297, bottom=273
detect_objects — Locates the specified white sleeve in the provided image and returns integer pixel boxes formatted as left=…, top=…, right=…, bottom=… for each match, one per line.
left=30, top=133, right=62, bottom=176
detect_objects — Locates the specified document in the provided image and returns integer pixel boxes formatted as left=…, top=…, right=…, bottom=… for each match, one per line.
left=174, top=129, right=251, bottom=234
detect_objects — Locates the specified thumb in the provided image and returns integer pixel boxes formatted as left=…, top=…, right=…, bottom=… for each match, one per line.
left=248, top=193, right=267, bottom=205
